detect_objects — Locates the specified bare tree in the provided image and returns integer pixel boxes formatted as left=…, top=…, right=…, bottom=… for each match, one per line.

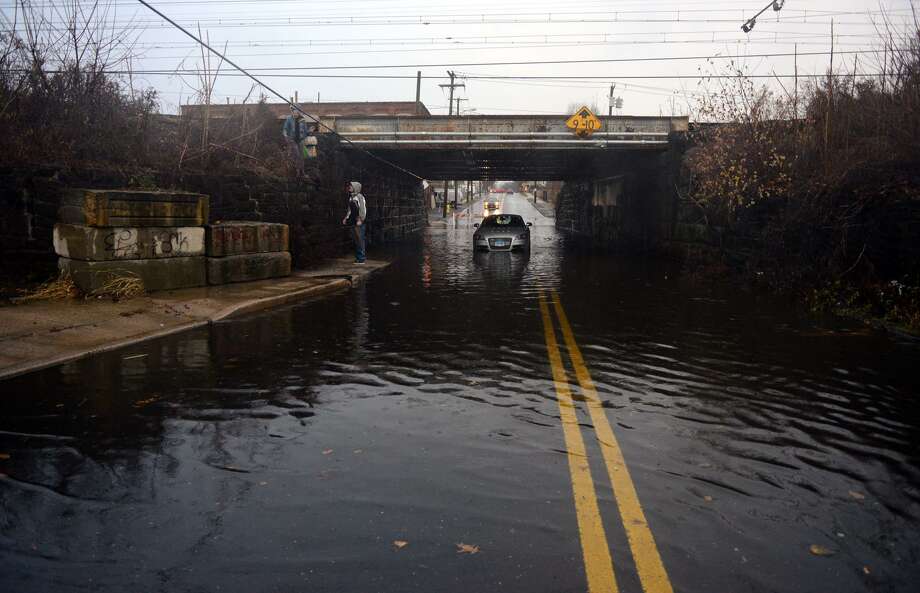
left=0, top=0, right=154, bottom=164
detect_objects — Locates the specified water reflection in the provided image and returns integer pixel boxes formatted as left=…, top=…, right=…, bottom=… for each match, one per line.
left=1, top=204, right=919, bottom=593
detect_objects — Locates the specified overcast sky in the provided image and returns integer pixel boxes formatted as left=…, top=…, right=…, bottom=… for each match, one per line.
left=3, top=0, right=915, bottom=117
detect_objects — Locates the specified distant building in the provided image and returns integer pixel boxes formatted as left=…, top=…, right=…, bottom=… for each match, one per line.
left=180, top=101, right=431, bottom=120
left=534, top=181, right=562, bottom=205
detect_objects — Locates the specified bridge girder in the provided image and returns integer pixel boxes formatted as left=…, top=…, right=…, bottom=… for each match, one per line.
left=348, top=147, right=669, bottom=181
left=325, top=114, right=688, bottom=180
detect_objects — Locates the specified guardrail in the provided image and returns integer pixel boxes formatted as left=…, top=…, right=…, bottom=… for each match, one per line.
left=336, top=132, right=669, bottom=148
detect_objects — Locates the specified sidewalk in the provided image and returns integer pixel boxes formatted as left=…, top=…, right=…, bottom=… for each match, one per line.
left=427, top=207, right=451, bottom=228
left=0, top=257, right=389, bottom=381
left=428, top=206, right=474, bottom=229
left=531, top=197, right=556, bottom=219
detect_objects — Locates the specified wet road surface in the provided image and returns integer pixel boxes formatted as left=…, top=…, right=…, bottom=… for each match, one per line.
left=2, top=193, right=920, bottom=592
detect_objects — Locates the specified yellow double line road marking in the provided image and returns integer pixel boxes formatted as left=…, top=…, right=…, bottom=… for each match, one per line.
left=539, top=291, right=673, bottom=593
left=539, top=292, right=619, bottom=592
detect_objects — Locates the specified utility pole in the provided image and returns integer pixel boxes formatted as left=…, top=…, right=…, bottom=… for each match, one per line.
left=439, top=70, right=465, bottom=116
left=415, top=71, right=422, bottom=115
left=435, top=71, right=467, bottom=218
left=443, top=180, right=449, bottom=218
left=608, top=83, right=616, bottom=116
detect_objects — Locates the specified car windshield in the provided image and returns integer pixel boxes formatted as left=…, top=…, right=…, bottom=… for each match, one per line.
left=481, top=215, right=524, bottom=228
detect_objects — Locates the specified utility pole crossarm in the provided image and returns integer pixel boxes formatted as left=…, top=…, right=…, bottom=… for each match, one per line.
left=440, top=70, right=466, bottom=116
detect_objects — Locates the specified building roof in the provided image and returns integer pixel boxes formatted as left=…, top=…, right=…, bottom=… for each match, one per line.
left=180, top=101, right=430, bottom=119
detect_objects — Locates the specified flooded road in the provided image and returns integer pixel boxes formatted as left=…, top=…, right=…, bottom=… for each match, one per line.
left=2, top=194, right=919, bottom=593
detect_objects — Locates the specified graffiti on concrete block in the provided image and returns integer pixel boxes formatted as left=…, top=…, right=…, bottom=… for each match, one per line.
left=103, top=229, right=197, bottom=259
left=153, top=231, right=191, bottom=256
left=104, top=229, right=140, bottom=258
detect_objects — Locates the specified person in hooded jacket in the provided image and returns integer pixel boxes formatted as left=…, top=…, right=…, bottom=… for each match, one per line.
left=342, top=181, right=367, bottom=264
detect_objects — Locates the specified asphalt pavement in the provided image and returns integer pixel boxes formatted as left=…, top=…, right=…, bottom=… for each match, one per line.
left=2, top=198, right=919, bottom=593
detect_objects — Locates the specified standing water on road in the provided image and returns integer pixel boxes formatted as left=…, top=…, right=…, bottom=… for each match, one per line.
left=2, top=194, right=919, bottom=593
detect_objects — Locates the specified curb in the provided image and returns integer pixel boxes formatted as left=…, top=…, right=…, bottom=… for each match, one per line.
left=211, top=278, right=351, bottom=322
left=0, top=320, right=209, bottom=382
left=0, top=261, right=389, bottom=381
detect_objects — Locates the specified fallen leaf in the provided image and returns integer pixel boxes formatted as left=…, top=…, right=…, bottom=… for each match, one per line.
left=703, top=495, right=713, bottom=502
left=322, top=449, right=334, bottom=455
left=848, top=490, right=866, bottom=500
left=213, top=465, right=251, bottom=474
left=133, top=397, right=159, bottom=408
left=809, top=544, right=835, bottom=557
left=0, top=453, right=10, bottom=460
left=393, top=540, right=409, bottom=549
left=353, top=449, right=364, bottom=454
left=456, top=543, right=480, bottom=555
left=863, top=566, right=871, bottom=575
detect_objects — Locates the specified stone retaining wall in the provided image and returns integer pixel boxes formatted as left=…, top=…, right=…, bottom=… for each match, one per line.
left=1, top=148, right=425, bottom=273
left=554, top=141, right=685, bottom=251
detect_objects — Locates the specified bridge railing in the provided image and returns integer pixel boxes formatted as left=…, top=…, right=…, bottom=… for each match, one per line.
left=338, top=131, right=668, bottom=147
left=324, top=115, right=686, bottom=150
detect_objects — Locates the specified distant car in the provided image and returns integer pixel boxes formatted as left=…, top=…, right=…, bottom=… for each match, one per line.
left=484, top=200, right=500, bottom=211
left=473, top=214, right=532, bottom=252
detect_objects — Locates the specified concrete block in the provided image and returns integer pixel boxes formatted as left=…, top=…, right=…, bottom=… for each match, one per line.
left=207, top=252, right=291, bottom=285
left=206, top=222, right=290, bottom=257
left=59, top=256, right=206, bottom=293
left=54, top=224, right=205, bottom=261
left=58, top=189, right=209, bottom=227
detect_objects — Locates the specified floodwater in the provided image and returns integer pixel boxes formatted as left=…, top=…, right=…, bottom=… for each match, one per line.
left=1, top=194, right=919, bottom=593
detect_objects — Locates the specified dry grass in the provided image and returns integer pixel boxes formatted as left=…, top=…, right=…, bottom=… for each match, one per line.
left=12, top=271, right=146, bottom=303
left=87, top=273, right=145, bottom=301
left=12, top=273, right=79, bottom=303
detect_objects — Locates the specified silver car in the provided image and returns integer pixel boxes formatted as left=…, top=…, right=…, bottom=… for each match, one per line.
left=473, top=214, right=532, bottom=252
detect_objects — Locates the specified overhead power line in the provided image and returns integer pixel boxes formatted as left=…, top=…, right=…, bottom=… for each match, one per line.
left=127, top=30, right=878, bottom=50
left=136, top=39, right=876, bottom=61
left=14, top=0, right=856, bottom=7
left=133, top=0, right=424, bottom=181
left=58, top=71, right=895, bottom=80
left=22, top=5, right=909, bottom=24
left=18, top=14, right=902, bottom=29
left=124, top=49, right=884, bottom=72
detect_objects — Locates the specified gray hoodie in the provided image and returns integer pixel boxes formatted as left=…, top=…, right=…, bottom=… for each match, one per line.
left=344, top=181, right=367, bottom=225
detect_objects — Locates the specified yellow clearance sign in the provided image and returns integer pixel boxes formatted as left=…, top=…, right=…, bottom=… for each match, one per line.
left=566, top=106, right=602, bottom=137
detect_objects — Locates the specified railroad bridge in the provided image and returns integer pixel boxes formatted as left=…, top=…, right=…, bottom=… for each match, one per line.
left=320, top=114, right=688, bottom=180
left=320, top=114, right=688, bottom=247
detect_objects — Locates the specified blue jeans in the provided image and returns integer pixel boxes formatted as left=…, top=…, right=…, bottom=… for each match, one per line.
left=352, top=224, right=366, bottom=262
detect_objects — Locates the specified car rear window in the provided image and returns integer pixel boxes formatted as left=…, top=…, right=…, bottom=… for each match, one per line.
left=481, top=215, right=524, bottom=228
